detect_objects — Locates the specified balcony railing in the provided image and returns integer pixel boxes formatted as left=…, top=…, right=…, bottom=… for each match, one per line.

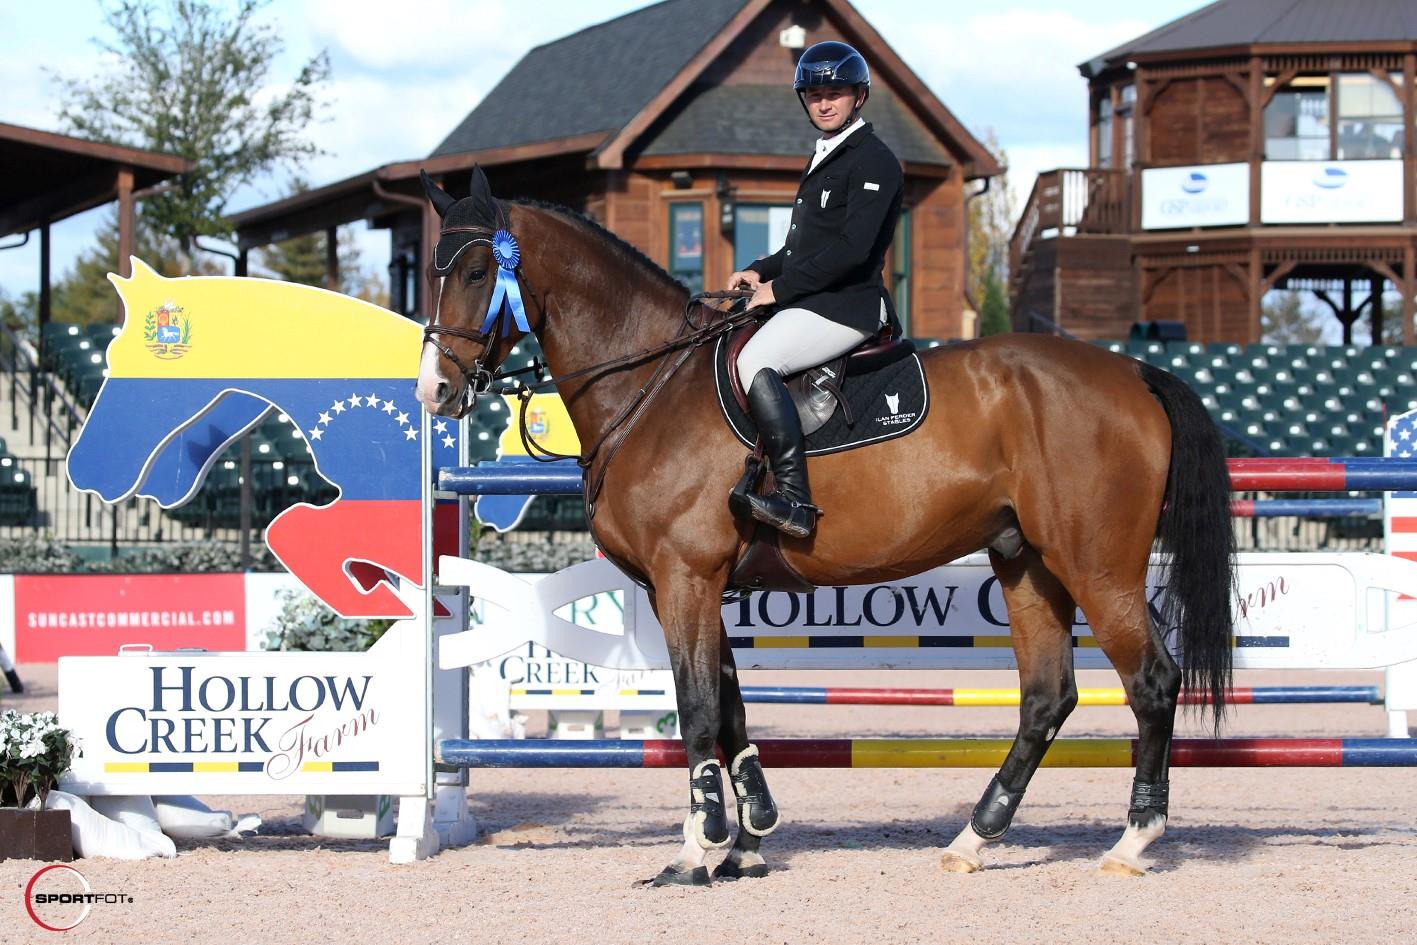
left=1009, top=168, right=1134, bottom=275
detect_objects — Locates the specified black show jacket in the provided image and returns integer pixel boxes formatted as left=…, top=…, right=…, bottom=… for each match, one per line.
left=746, top=121, right=905, bottom=335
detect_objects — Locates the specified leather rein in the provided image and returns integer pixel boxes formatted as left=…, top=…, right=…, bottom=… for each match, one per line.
left=421, top=220, right=758, bottom=512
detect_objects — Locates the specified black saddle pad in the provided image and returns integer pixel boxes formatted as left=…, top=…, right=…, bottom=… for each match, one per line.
left=714, top=335, right=930, bottom=456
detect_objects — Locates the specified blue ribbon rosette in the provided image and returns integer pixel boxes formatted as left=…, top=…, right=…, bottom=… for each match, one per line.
left=480, top=229, right=531, bottom=334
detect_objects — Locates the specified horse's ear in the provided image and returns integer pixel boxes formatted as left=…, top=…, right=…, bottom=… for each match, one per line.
left=467, top=164, right=498, bottom=223
left=420, top=169, right=456, bottom=218
left=469, top=164, right=491, bottom=202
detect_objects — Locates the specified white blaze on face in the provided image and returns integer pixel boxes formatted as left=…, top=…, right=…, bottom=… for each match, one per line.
left=415, top=276, right=452, bottom=410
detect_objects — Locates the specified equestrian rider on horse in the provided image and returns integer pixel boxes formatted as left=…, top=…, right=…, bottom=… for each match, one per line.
left=727, top=40, right=905, bottom=540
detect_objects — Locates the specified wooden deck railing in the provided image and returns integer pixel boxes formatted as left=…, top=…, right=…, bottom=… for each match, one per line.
left=1008, top=168, right=1133, bottom=280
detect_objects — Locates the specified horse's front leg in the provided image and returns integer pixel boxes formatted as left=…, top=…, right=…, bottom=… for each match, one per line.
left=642, top=571, right=733, bottom=887
left=712, top=619, right=780, bottom=881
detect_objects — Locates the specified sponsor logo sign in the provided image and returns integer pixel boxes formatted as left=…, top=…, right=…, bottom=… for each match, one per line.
left=14, top=574, right=246, bottom=660
left=1261, top=159, right=1402, bottom=223
left=1141, top=163, right=1249, bottom=230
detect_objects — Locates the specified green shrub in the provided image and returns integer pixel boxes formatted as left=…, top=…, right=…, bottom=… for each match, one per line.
left=263, top=586, right=391, bottom=652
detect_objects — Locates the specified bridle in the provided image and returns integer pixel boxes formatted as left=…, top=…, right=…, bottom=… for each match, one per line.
left=421, top=221, right=512, bottom=410
left=420, top=210, right=760, bottom=513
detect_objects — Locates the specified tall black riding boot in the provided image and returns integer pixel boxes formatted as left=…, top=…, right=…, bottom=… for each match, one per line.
left=745, top=368, right=819, bottom=538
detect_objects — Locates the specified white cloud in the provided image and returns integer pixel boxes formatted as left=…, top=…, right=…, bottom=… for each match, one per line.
left=873, top=7, right=1148, bottom=149
left=861, top=5, right=1153, bottom=222
left=998, top=141, right=1090, bottom=209
left=300, top=0, right=513, bottom=70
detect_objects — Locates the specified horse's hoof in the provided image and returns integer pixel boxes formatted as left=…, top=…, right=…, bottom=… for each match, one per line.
left=1098, top=856, right=1147, bottom=877
left=713, top=859, right=769, bottom=881
left=939, top=849, right=983, bottom=873
left=642, top=866, right=711, bottom=887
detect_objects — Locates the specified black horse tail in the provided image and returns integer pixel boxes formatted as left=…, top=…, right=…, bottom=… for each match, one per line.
left=1139, top=362, right=1237, bottom=729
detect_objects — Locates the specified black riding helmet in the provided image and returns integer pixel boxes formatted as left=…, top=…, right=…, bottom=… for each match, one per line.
left=793, top=40, right=870, bottom=124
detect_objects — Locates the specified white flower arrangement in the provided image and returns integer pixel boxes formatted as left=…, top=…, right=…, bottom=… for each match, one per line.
left=0, top=710, right=80, bottom=808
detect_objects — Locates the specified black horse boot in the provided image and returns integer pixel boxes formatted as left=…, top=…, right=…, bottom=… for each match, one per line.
left=745, top=368, right=819, bottom=538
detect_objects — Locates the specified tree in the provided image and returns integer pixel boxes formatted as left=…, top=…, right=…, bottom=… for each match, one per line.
left=967, top=128, right=1016, bottom=316
left=1260, top=290, right=1327, bottom=345
left=255, top=179, right=389, bottom=307
left=46, top=209, right=224, bottom=327
left=0, top=288, right=37, bottom=335
left=979, top=271, right=1011, bottom=336
left=53, top=0, right=330, bottom=248
left=258, top=229, right=389, bottom=308
left=1352, top=291, right=1406, bottom=346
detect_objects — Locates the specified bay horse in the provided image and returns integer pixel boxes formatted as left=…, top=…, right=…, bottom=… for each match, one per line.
left=415, top=168, right=1236, bottom=883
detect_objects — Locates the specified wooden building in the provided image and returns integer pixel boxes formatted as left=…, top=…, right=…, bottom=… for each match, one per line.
left=231, top=0, right=999, bottom=340
left=1010, top=0, right=1417, bottom=344
left=0, top=121, right=191, bottom=339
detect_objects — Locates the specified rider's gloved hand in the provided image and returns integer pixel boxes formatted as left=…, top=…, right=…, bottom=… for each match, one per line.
left=747, top=281, right=776, bottom=312
left=727, top=269, right=762, bottom=292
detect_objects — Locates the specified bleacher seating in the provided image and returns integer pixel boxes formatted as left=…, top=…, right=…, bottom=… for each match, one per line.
left=0, top=452, right=37, bottom=526
left=1096, top=339, right=1415, bottom=456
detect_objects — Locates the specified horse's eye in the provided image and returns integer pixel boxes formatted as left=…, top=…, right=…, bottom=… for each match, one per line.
left=466, top=268, right=488, bottom=284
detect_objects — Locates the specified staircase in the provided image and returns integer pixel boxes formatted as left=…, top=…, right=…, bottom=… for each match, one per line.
left=1008, top=168, right=1136, bottom=338
left=0, top=328, right=198, bottom=547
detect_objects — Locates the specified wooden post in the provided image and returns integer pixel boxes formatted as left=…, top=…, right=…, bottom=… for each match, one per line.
left=1405, top=243, right=1415, bottom=346
left=115, top=168, right=134, bottom=266
left=325, top=225, right=339, bottom=292
left=116, top=165, right=135, bottom=286
left=420, top=201, right=440, bottom=319
left=1249, top=246, right=1263, bottom=341
left=1110, top=84, right=1123, bottom=172
left=1248, top=56, right=1262, bottom=226
left=1342, top=278, right=1353, bottom=345
left=1404, top=53, right=1415, bottom=225
left=1371, top=275, right=1383, bottom=346
left=38, top=222, right=50, bottom=358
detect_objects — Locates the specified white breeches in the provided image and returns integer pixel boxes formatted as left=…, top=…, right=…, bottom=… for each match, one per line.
left=735, top=304, right=881, bottom=386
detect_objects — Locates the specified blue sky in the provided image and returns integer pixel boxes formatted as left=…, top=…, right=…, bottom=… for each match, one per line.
left=0, top=0, right=1204, bottom=300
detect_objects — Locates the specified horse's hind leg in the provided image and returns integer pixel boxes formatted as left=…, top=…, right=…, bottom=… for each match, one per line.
left=642, top=575, right=734, bottom=887
left=941, top=547, right=1078, bottom=872
left=712, top=620, right=780, bottom=881
left=1072, top=585, right=1181, bottom=876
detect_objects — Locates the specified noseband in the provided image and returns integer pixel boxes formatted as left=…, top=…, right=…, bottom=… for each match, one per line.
left=422, top=222, right=529, bottom=409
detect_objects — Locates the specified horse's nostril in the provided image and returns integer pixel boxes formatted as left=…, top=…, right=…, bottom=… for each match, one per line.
left=434, top=381, right=449, bottom=403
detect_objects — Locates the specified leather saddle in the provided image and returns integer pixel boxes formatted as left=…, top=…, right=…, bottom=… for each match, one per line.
left=725, top=321, right=914, bottom=434
left=723, top=318, right=915, bottom=596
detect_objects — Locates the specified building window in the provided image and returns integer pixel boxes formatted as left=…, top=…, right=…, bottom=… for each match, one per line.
left=1265, top=77, right=1330, bottom=159
left=1336, top=73, right=1403, bottom=159
left=733, top=204, right=794, bottom=272
left=1265, top=73, right=1403, bottom=160
left=1118, top=84, right=1136, bottom=169
left=668, top=203, right=703, bottom=294
left=1097, top=95, right=1114, bottom=169
left=892, top=208, right=911, bottom=336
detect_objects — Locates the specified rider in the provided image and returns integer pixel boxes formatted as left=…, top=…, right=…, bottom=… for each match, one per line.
left=727, top=40, right=904, bottom=540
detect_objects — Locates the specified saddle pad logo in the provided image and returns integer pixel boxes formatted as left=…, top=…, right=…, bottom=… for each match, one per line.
left=143, top=301, right=193, bottom=360
left=821, top=189, right=831, bottom=209
left=876, top=391, right=917, bottom=427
